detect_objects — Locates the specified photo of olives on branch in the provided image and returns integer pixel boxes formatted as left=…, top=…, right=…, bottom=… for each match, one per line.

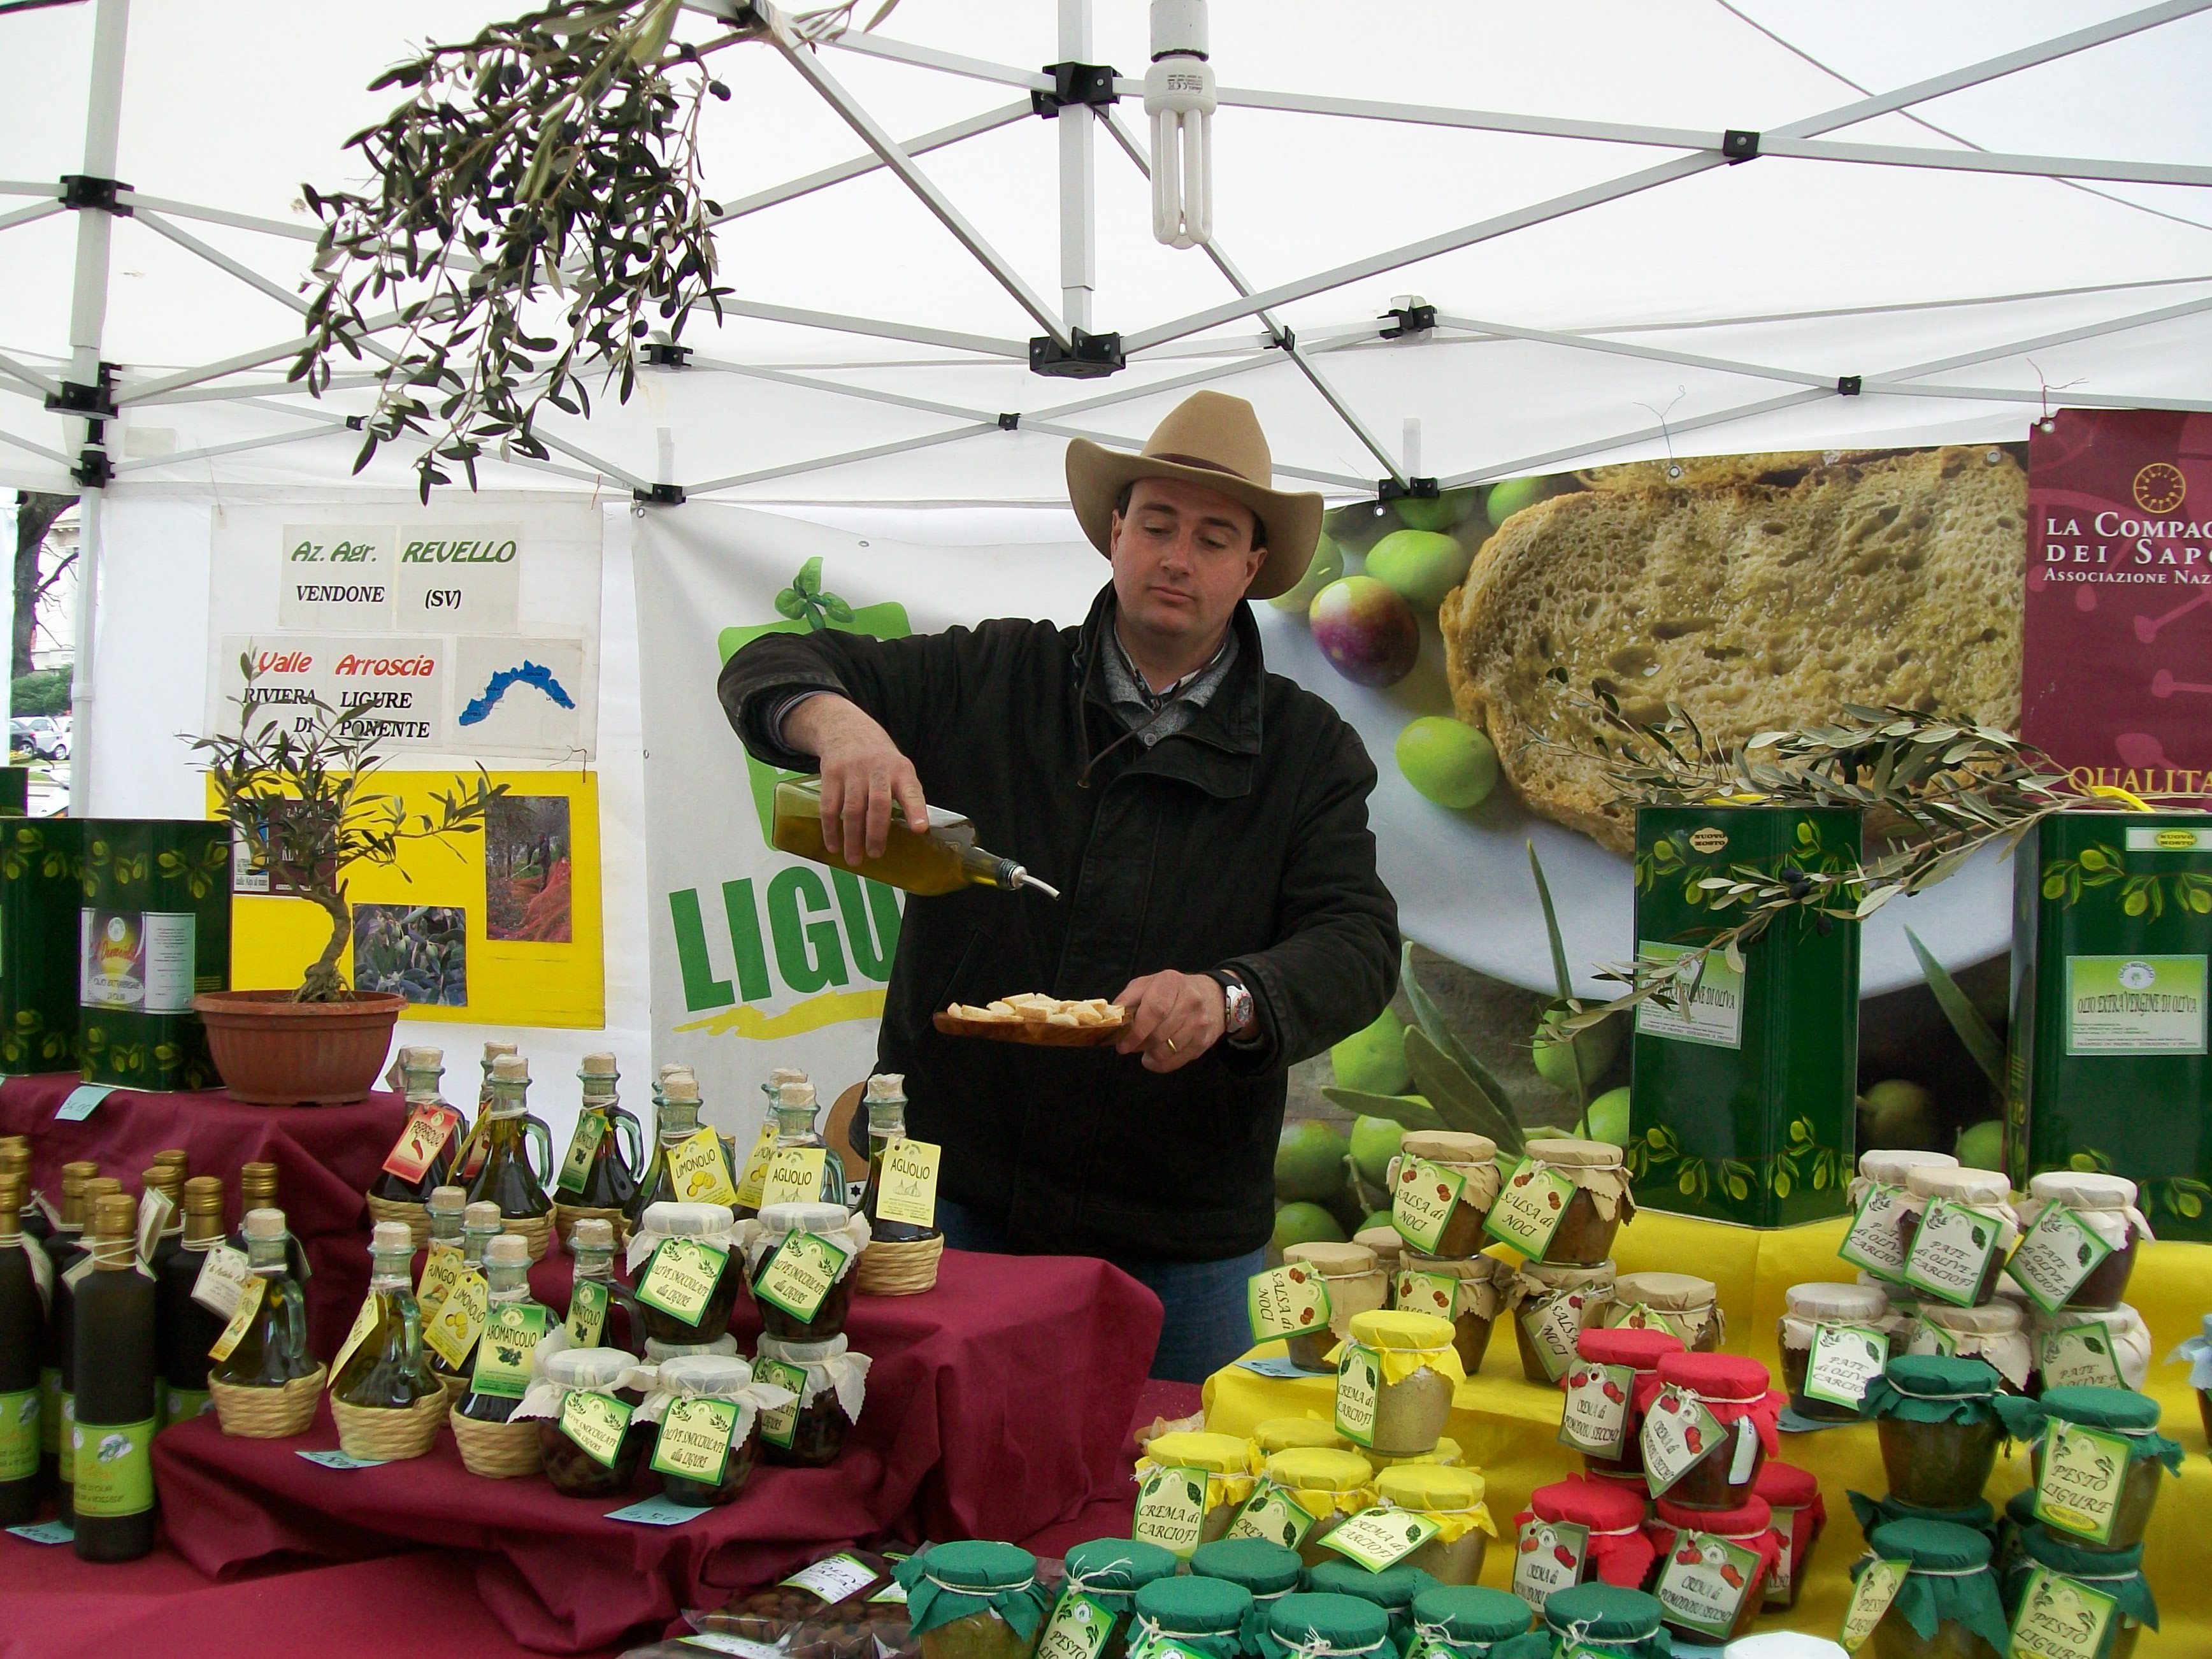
left=352, top=902, right=467, bottom=1006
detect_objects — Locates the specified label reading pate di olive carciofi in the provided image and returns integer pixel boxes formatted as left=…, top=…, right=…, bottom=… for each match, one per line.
left=1902, top=1199, right=2004, bottom=1307
left=2037, top=1322, right=2128, bottom=1391
left=1804, top=1323, right=1890, bottom=1412
left=2006, top=1203, right=2115, bottom=1314
left=1837, top=1182, right=1913, bottom=1283
left=1559, top=1361, right=1634, bottom=1456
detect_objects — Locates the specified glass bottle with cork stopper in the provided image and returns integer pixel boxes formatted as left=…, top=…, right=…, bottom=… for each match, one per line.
left=857, top=1074, right=940, bottom=1245
left=427, top=1202, right=505, bottom=1398
left=156, top=1175, right=229, bottom=1429
left=630, top=1072, right=716, bottom=1223
left=772, top=777, right=1060, bottom=898
left=209, top=1208, right=315, bottom=1390
left=454, top=1040, right=521, bottom=1182
left=0, top=1168, right=42, bottom=1525
left=456, top=1233, right=550, bottom=1424
left=733, top=1066, right=803, bottom=1221
left=331, top=1221, right=440, bottom=1410
left=415, top=1183, right=467, bottom=1305
left=229, top=1163, right=310, bottom=1283
left=767, top=1080, right=849, bottom=1208
left=465, top=1054, right=554, bottom=1239
left=55, top=1175, right=122, bottom=1523
left=564, top=1216, right=639, bottom=1354
left=553, top=1051, right=644, bottom=1230
left=71, top=1189, right=157, bottom=1562
left=371, top=1045, right=462, bottom=1206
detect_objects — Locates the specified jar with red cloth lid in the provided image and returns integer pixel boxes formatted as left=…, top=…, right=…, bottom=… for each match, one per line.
left=1562, top=1325, right=1683, bottom=1479
left=1634, top=1352, right=1783, bottom=1508
left=1751, top=1460, right=1825, bottom=1609
left=1509, top=1474, right=1655, bottom=1615
left=1646, top=1492, right=1782, bottom=1644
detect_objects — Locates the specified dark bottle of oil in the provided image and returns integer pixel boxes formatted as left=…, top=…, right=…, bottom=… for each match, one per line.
left=331, top=1221, right=439, bottom=1410
left=456, top=1233, right=548, bottom=1423
left=0, top=1170, right=44, bottom=1524
left=140, top=1163, right=185, bottom=1284
left=227, top=1163, right=311, bottom=1285
left=857, top=1074, right=941, bottom=1245
left=370, top=1046, right=462, bottom=1206
left=563, top=1217, right=640, bottom=1355
left=427, top=1202, right=503, bottom=1395
left=155, top=1177, right=229, bottom=1430
left=1, top=1138, right=50, bottom=1247
left=36, top=1161, right=94, bottom=1497
left=55, top=1174, right=121, bottom=1523
left=464, top=1055, right=553, bottom=1223
left=72, top=1191, right=157, bottom=1562
left=454, top=1040, right=520, bottom=1184
left=553, top=1052, right=644, bottom=1221
left=207, top=1209, right=316, bottom=1390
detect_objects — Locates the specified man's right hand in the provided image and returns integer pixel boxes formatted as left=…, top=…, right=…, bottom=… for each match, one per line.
left=782, top=694, right=928, bottom=863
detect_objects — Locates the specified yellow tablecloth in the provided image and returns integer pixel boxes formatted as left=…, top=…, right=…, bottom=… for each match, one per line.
left=1203, top=1212, right=2206, bottom=1649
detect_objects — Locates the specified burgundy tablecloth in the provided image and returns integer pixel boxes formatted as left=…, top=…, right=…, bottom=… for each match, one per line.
left=2, top=1074, right=407, bottom=1354
left=154, top=1249, right=1163, bottom=1653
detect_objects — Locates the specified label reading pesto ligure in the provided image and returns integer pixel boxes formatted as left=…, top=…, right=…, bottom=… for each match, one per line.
left=1640, top=1388, right=1724, bottom=1498
left=2037, top=1322, right=2128, bottom=1391
left=2007, top=1204, right=2114, bottom=1314
left=1334, top=1344, right=1381, bottom=1447
left=1804, top=1323, right=1890, bottom=1412
left=2065, top=955, right=2208, bottom=1054
left=1037, top=1591, right=1116, bottom=1659
left=1632, top=940, right=1744, bottom=1049
left=1133, top=1464, right=1209, bottom=1559
left=1839, top=1560, right=1910, bottom=1653
left=1318, top=1506, right=1440, bottom=1570
left=753, top=1358, right=807, bottom=1450
left=1651, top=1530, right=1763, bottom=1641
left=753, top=1233, right=850, bottom=1323
left=0, top=1388, right=37, bottom=1481
left=1227, top=1478, right=1317, bottom=1548
left=1391, top=1157, right=1465, bottom=1254
left=71, top=1416, right=156, bottom=1517
left=1902, top=1199, right=2004, bottom=1307
left=2035, top=1423, right=2131, bottom=1544
left=1559, top=1361, right=1634, bottom=1456
left=1837, top=1182, right=1913, bottom=1282
left=650, top=1396, right=740, bottom=1486
left=1246, top=1263, right=1332, bottom=1342
left=1518, top=1289, right=1586, bottom=1383
left=1510, top=1517, right=1589, bottom=1612
left=1484, top=1160, right=1577, bottom=1257
left=2009, top=1565, right=2120, bottom=1659
left=636, top=1239, right=731, bottom=1328
left=559, top=1389, right=635, bottom=1469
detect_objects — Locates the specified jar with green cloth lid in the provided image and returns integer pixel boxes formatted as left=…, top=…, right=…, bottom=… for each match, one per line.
left=1993, top=1386, right=2183, bottom=1552
left=1907, top=1300, right=2031, bottom=1393
left=1306, top=1561, right=1437, bottom=1641
left=2028, top=1302, right=2151, bottom=1393
left=1504, top=1258, right=1616, bottom=1384
left=1037, top=1539, right=1179, bottom=1659
left=2014, top=1172, right=2150, bottom=1313
left=2000, top=1491, right=2158, bottom=1659
left=1368, top=1436, right=1462, bottom=1474
left=1374, top=1464, right=1495, bottom=1585
left=1136, top=1431, right=1258, bottom=1549
left=1189, top=1537, right=1300, bottom=1643
left=2169, top=1312, right=2212, bottom=1446
left=1489, top=1138, right=1633, bottom=1266
left=1404, top=1586, right=1532, bottom=1659
left=1254, top=1591, right=1394, bottom=1659
left=1388, top=1132, right=1500, bottom=1259
left=1894, top=1167, right=2020, bottom=1309
left=1282, top=1243, right=1390, bottom=1374
left=1124, top=1574, right=1251, bottom=1659
left=1533, top=1583, right=1670, bottom=1659
left=1779, top=1280, right=1893, bottom=1419
left=1849, top=1491, right=1999, bottom=1552
left=1393, top=1252, right=1507, bottom=1374
left=1251, top=1415, right=1346, bottom=1470
left=894, top=1542, right=1053, bottom=1659
left=1262, top=1447, right=1377, bottom=1567
left=1333, top=1311, right=1463, bottom=1457
left=1602, top=1272, right=1722, bottom=1353
left=1864, top=1355, right=2005, bottom=1511
left=1852, top=1518, right=2010, bottom=1659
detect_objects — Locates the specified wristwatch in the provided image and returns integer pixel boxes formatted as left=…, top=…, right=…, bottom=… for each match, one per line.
left=1209, top=970, right=1256, bottom=1038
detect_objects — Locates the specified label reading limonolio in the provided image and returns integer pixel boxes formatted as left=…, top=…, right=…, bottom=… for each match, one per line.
left=667, top=1127, right=739, bottom=1207
left=1632, top=940, right=1744, bottom=1049
left=423, top=1271, right=490, bottom=1369
left=2064, top=954, right=2208, bottom=1054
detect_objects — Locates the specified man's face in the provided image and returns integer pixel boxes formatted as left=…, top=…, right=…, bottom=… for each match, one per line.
left=1109, top=475, right=1264, bottom=647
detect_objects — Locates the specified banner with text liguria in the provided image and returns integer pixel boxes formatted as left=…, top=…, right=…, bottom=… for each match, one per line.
left=631, top=506, right=1103, bottom=1140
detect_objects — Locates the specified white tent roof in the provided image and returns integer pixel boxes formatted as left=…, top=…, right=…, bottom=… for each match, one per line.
left=3, top=0, right=2210, bottom=501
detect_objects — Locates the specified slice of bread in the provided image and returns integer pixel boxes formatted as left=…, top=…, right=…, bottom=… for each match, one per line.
left=1442, top=446, right=2026, bottom=853
left=1575, top=450, right=1906, bottom=494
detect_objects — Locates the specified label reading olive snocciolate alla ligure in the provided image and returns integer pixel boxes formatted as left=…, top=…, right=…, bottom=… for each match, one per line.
left=649, top=1396, right=739, bottom=1486
left=752, top=1233, right=850, bottom=1324
left=559, top=1390, right=635, bottom=1469
left=754, top=1359, right=807, bottom=1450
left=635, top=1239, right=730, bottom=1327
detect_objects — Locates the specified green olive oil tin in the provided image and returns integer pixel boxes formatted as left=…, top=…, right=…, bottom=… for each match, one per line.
left=78, top=821, right=231, bottom=1091
left=0, top=816, right=80, bottom=1073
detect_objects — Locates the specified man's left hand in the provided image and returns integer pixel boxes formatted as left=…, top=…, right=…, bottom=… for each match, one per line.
left=1112, top=970, right=1226, bottom=1073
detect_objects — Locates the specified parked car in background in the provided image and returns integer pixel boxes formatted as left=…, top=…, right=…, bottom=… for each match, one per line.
left=10, top=717, right=68, bottom=761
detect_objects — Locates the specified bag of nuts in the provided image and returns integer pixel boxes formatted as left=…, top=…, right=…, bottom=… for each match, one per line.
left=667, top=1549, right=917, bottom=1659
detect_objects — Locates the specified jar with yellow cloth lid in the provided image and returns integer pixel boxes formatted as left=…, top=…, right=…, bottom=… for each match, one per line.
left=1282, top=1242, right=1389, bottom=1373
left=1263, top=1446, right=1377, bottom=1567
left=1250, top=1415, right=1345, bottom=1470
left=1369, top=1435, right=1462, bottom=1472
left=1489, top=1138, right=1634, bottom=1265
left=1505, top=1259, right=1616, bottom=1384
left=1333, top=1310, right=1463, bottom=1456
left=1375, top=1463, right=1497, bottom=1585
left=1603, top=1272, right=1723, bottom=1352
left=1388, top=1133, right=1501, bottom=1259
left=1136, top=1431, right=1257, bottom=1547
left=1394, top=1252, right=1508, bottom=1374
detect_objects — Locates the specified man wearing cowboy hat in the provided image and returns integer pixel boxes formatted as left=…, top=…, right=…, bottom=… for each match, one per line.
left=720, top=391, right=1399, bottom=1382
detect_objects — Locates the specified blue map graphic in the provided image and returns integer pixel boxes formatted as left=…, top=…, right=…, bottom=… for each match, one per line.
left=457, top=659, right=577, bottom=727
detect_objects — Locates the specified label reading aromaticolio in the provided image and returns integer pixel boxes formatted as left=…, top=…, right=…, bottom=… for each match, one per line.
left=2007, top=1203, right=2115, bottom=1313
left=1804, top=1323, right=1890, bottom=1412
left=2064, top=955, right=2208, bottom=1054
left=1247, top=1263, right=1332, bottom=1342
left=1133, top=1464, right=1209, bottom=1559
left=635, top=1239, right=730, bottom=1327
left=1901, top=1199, right=2004, bottom=1307
left=1632, top=940, right=1744, bottom=1049
left=1836, top=1182, right=1913, bottom=1281
left=1391, top=1157, right=1465, bottom=1253
left=1334, top=1344, right=1381, bottom=1446
left=471, top=1304, right=549, bottom=1398
left=2034, top=1423, right=2131, bottom=1543
left=1510, top=1518, right=1589, bottom=1612
left=1651, top=1530, right=1762, bottom=1640
left=1559, top=1361, right=1634, bottom=1455
left=754, top=1233, right=851, bottom=1323
left=2009, top=1566, right=2119, bottom=1659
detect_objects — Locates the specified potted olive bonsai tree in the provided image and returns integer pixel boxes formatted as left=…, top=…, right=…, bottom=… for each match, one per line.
left=187, top=661, right=504, bottom=1104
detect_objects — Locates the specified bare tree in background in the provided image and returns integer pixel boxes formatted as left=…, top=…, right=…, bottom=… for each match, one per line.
left=13, top=491, right=78, bottom=683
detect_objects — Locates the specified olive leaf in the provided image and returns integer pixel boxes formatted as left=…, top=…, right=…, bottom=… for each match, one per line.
left=1184, top=1479, right=1204, bottom=1508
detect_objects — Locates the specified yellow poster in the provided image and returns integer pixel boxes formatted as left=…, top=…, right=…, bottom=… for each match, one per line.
left=216, top=770, right=604, bottom=1028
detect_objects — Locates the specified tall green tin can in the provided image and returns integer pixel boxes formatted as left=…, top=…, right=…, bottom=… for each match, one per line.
left=0, top=817, right=80, bottom=1072
left=78, top=820, right=231, bottom=1091
left=1628, top=805, right=1862, bottom=1226
left=2009, top=810, right=2212, bottom=1239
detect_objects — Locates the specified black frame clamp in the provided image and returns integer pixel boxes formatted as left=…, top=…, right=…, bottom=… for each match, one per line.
left=1378, top=477, right=1441, bottom=502
left=643, top=342, right=693, bottom=370
left=1379, top=303, right=1435, bottom=340
left=1265, top=327, right=1295, bottom=353
left=1030, top=327, right=1124, bottom=380
left=1033, top=61, right=1118, bottom=118
left=1837, top=375, right=1862, bottom=396
left=633, top=483, right=686, bottom=506
left=1721, top=129, right=1760, bottom=163
left=997, top=412, right=1021, bottom=431
left=45, top=371, right=118, bottom=422
left=59, top=174, right=133, bottom=215
left=71, top=449, right=115, bottom=489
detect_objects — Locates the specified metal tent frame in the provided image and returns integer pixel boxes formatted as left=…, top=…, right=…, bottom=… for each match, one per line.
left=4, top=0, right=2212, bottom=806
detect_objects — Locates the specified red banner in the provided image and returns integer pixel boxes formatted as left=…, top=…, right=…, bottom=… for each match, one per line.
left=2023, top=408, right=2212, bottom=800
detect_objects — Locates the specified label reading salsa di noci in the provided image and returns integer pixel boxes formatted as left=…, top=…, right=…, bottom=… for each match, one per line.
left=1485, top=1159, right=1577, bottom=1257
left=1391, top=1156, right=1465, bottom=1253
left=1247, top=1263, right=1333, bottom=1342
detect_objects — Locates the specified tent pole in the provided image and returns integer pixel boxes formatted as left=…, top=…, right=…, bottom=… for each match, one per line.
left=66, top=0, right=130, bottom=817
left=1058, top=0, right=1095, bottom=336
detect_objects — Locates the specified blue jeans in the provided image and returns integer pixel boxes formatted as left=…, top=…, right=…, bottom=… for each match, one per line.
left=938, top=1200, right=1262, bottom=1386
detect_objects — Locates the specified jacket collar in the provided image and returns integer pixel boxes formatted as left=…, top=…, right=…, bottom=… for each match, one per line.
left=1071, top=584, right=1265, bottom=794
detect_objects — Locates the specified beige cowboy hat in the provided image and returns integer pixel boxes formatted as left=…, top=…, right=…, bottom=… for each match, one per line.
left=1065, top=390, right=1324, bottom=601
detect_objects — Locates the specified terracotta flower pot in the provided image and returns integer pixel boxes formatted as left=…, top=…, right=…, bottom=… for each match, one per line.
left=190, top=989, right=409, bottom=1106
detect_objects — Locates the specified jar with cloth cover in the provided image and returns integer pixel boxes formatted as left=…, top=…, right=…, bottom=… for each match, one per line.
left=1282, top=1242, right=1389, bottom=1373
left=894, top=1543, right=1054, bottom=1659
left=1563, top=1325, right=1682, bottom=1478
left=1188, top=1537, right=1300, bottom=1639
left=1852, top=1149, right=1960, bottom=1205
left=1512, top=1474, right=1655, bottom=1611
left=514, top=1344, right=655, bottom=1497
left=1388, top=1133, right=1500, bottom=1260
left=1037, top=1539, right=1179, bottom=1659
left=2028, top=1302, right=2151, bottom=1394
left=1908, top=1300, right=2032, bottom=1393
left=1305, top=1561, right=1437, bottom=1641
left=1254, top=1592, right=1393, bottom=1659
left=1124, top=1574, right=1251, bottom=1659
left=1261, top=1447, right=1376, bottom=1567
left=1333, top=1311, right=1463, bottom=1457
left=1994, top=1386, right=2183, bottom=1552
left=1633, top=1351, right=1783, bottom=1509
left=1404, top=1586, right=1532, bottom=1659
left=1374, top=1463, right=1495, bottom=1585
left=2170, top=1312, right=2212, bottom=1446
left=1135, top=1430, right=1256, bottom=1548
left=754, top=1333, right=871, bottom=1467
left=1532, top=1584, right=1670, bottom=1659
left=1644, top=1493, right=1782, bottom=1644
left=1862, top=1271, right=1928, bottom=1340
left=1853, top=1518, right=2010, bottom=1659
left=1505, top=1258, right=1616, bottom=1384
left=1779, top=1280, right=1894, bottom=1419
left=1895, top=1168, right=2020, bottom=1309
left=634, top=1353, right=793, bottom=1506
left=1845, top=1149, right=1962, bottom=1288
left=1488, top=1138, right=1633, bottom=1266
left=1393, top=1251, right=1507, bottom=1375
left=1849, top=1492, right=1998, bottom=1553
left=744, top=1202, right=872, bottom=1343
left=2013, top=1173, right=2150, bottom=1313
left=1602, top=1272, right=1722, bottom=1353
left=1251, top=1416, right=1344, bottom=1469
left=2000, top=1491, right=2158, bottom=1659
left=1751, top=1460, right=1825, bottom=1610
left=1864, top=1355, right=2005, bottom=1511
left=1368, top=1437, right=1462, bottom=1473
left=627, top=1202, right=743, bottom=1346
left=1351, top=1226, right=1403, bottom=1284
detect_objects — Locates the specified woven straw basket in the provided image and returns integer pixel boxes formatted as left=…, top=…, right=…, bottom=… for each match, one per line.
left=210, top=1363, right=327, bottom=1439
left=434, top=1370, right=468, bottom=1412
left=450, top=1405, right=543, bottom=1479
left=332, top=1388, right=448, bottom=1461
left=551, top=1202, right=630, bottom=1252
left=503, top=1212, right=553, bottom=1263
left=364, top=1194, right=431, bottom=1253
left=856, top=1234, right=943, bottom=1297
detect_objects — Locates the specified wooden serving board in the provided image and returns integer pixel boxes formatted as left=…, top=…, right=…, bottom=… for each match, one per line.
left=931, top=1011, right=1126, bottom=1047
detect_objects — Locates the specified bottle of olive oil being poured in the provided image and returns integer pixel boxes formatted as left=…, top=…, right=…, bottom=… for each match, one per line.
left=208, top=1209, right=315, bottom=1393
left=155, top=1177, right=229, bottom=1430
left=465, top=1056, right=554, bottom=1225
left=331, top=1222, right=439, bottom=1411
left=772, top=777, right=1059, bottom=898
left=455, top=1233, right=549, bottom=1425
left=0, top=1168, right=44, bottom=1525
left=55, top=1175, right=122, bottom=1524
left=71, top=1190, right=157, bottom=1562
